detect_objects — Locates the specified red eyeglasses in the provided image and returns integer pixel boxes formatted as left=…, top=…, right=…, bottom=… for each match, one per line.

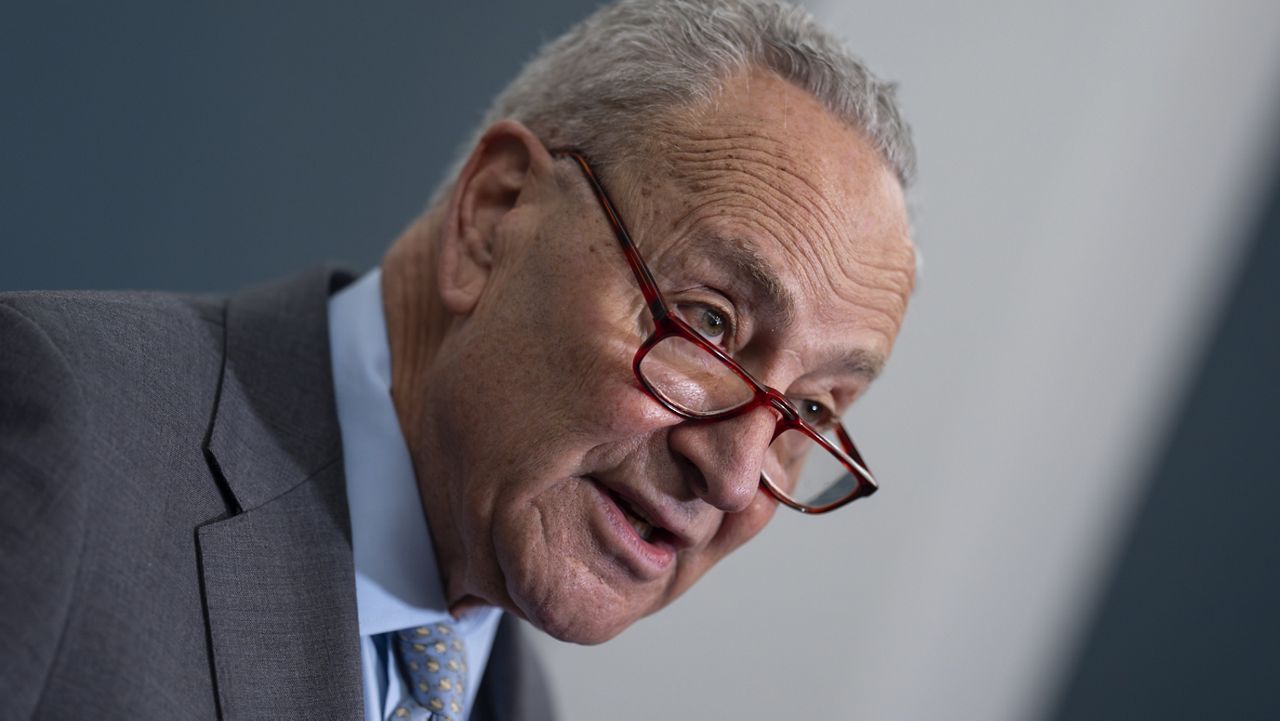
left=555, top=149, right=878, bottom=514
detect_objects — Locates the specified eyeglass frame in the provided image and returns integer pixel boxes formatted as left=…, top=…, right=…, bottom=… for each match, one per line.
left=553, top=148, right=879, bottom=514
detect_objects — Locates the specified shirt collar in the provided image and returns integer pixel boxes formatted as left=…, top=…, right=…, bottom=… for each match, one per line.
left=328, top=269, right=496, bottom=636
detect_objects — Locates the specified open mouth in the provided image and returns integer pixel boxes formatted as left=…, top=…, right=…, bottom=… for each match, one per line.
left=600, top=485, right=675, bottom=547
left=586, top=477, right=686, bottom=576
left=614, top=492, right=656, bottom=541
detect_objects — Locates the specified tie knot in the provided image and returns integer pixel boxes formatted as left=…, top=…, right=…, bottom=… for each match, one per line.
left=391, top=623, right=468, bottom=721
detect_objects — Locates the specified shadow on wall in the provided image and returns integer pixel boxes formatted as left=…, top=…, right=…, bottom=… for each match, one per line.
left=1047, top=135, right=1280, bottom=721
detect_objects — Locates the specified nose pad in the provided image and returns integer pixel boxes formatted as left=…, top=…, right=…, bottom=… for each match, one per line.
left=667, top=405, right=779, bottom=513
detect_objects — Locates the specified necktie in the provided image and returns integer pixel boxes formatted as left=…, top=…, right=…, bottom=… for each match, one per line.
left=388, top=623, right=468, bottom=721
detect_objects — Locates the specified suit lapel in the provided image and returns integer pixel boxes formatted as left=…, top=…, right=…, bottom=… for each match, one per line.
left=197, top=267, right=364, bottom=720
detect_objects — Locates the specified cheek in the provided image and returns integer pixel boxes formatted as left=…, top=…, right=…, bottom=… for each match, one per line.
left=670, top=492, right=779, bottom=597
left=549, top=310, right=677, bottom=449
left=710, top=491, right=779, bottom=556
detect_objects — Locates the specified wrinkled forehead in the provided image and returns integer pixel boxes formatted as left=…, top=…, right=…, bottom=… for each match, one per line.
left=655, top=130, right=913, bottom=287
left=616, top=76, right=916, bottom=352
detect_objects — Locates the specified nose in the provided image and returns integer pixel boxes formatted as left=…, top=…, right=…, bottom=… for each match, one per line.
left=666, top=405, right=779, bottom=513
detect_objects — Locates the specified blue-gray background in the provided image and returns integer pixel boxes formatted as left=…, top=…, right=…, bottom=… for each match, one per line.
left=2, top=1, right=596, bottom=291
left=4, top=2, right=1278, bottom=720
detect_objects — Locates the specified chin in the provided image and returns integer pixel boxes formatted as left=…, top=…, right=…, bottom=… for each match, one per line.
left=528, top=605, right=637, bottom=646
left=499, top=551, right=660, bottom=645
left=489, top=477, right=669, bottom=644
left=510, top=580, right=646, bottom=645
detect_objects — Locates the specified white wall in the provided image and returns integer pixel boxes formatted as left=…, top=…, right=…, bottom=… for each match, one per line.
left=532, top=2, right=1280, bottom=719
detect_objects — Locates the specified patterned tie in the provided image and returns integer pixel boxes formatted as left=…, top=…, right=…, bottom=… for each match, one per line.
left=388, top=623, right=469, bottom=721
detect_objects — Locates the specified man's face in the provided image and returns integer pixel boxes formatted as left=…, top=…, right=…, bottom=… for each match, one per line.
left=424, top=71, right=915, bottom=643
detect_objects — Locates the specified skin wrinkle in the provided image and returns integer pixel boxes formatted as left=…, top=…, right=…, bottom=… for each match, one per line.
left=669, top=199, right=838, bottom=324
left=666, top=156, right=849, bottom=276
left=652, top=117, right=910, bottom=378
left=706, top=156, right=906, bottom=330
left=645, top=223, right=902, bottom=406
left=658, top=217, right=792, bottom=331
left=380, top=70, right=915, bottom=646
left=683, top=232, right=798, bottom=328
left=672, top=160, right=836, bottom=242
left=670, top=195, right=829, bottom=278
left=645, top=165, right=906, bottom=384
left=661, top=193, right=907, bottom=351
left=828, top=239, right=914, bottom=314
left=738, top=173, right=842, bottom=262
left=670, top=140, right=836, bottom=207
left=834, top=261, right=913, bottom=321
left=672, top=185, right=819, bottom=246
left=825, top=213, right=915, bottom=322
left=685, top=112, right=898, bottom=232
left=676, top=161, right=839, bottom=242
left=621, top=164, right=801, bottom=329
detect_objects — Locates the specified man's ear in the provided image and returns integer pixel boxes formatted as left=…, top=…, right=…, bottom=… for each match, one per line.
left=437, top=120, right=553, bottom=316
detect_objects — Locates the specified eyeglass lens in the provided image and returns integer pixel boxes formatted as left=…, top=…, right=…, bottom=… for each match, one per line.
left=637, top=334, right=860, bottom=507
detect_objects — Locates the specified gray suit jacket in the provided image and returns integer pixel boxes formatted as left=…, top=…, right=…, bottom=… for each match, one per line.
left=0, top=268, right=553, bottom=721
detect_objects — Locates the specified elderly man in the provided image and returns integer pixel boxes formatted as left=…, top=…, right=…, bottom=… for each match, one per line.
left=0, top=0, right=916, bottom=719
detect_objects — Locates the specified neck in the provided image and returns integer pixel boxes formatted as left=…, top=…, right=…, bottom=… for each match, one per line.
left=382, top=216, right=450, bottom=441
left=381, top=213, right=474, bottom=610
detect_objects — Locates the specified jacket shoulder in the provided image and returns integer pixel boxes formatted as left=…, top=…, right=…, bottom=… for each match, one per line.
left=0, top=302, right=96, bottom=717
left=0, top=288, right=224, bottom=408
left=0, top=288, right=224, bottom=356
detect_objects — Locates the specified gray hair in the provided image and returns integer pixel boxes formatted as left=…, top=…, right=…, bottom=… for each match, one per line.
left=439, top=0, right=914, bottom=203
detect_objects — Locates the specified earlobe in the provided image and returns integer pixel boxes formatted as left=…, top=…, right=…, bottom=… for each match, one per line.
left=437, top=120, right=553, bottom=315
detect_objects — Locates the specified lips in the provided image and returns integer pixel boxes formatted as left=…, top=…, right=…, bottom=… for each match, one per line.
left=587, top=477, right=691, bottom=576
left=612, top=491, right=657, bottom=541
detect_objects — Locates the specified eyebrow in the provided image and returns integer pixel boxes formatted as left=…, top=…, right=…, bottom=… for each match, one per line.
left=684, top=232, right=886, bottom=382
left=835, top=347, right=886, bottom=381
left=686, top=232, right=797, bottom=326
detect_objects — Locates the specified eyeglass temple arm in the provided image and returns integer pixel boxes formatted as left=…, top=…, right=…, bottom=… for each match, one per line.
left=557, top=149, right=880, bottom=514
left=556, top=150, right=671, bottom=321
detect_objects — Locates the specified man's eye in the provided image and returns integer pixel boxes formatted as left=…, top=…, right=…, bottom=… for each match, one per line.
left=695, top=306, right=726, bottom=339
left=795, top=398, right=834, bottom=428
left=677, top=303, right=733, bottom=344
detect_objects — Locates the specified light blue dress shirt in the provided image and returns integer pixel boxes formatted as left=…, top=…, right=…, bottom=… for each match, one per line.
left=329, top=269, right=502, bottom=721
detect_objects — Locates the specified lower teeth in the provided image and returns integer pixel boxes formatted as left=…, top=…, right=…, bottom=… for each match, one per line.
left=630, top=518, right=653, bottom=541
left=619, top=502, right=654, bottom=541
